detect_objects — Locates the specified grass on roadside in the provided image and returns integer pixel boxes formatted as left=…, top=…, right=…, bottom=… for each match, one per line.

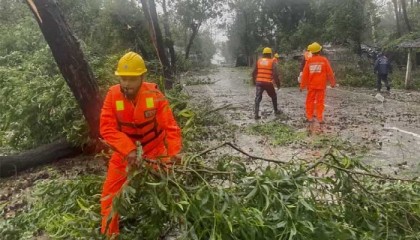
left=247, top=121, right=369, bottom=156
left=247, top=122, right=306, bottom=146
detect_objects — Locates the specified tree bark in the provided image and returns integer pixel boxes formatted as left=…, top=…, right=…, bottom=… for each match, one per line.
left=26, top=0, right=102, bottom=139
left=0, top=139, right=80, bottom=178
left=392, top=0, right=402, bottom=37
left=162, top=0, right=177, bottom=71
left=140, top=0, right=174, bottom=90
left=400, top=0, right=412, bottom=32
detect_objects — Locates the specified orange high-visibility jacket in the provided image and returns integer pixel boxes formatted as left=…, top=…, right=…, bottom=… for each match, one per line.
left=100, top=82, right=181, bottom=158
left=300, top=55, right=336, bottom=90
left=256, top=58, right=275, bottom=83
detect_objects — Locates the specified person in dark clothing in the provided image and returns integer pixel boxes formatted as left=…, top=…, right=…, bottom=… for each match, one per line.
left=252, top=47, right=282, bottom=120
left=374, top=53, right=393, bottom=92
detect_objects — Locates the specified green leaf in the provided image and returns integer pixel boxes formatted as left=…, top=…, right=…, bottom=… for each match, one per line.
left=289, top=225, right=297, bottom=240
left=245, top=187, right=258, bottom=199
left=299, top=199, right=315, bottom=212
left=154, top=196, right=167, bottom=211
left=176, top=203, right=184, bottom=211
left=76, top=198, right=89, bottom=212
left=201, top=192, right=210, bottom=206
left=226, top=218, right=233, bottom=233
left=146, top=182, right=165, bottom=187
left=276, top=221, right=287, bottom=229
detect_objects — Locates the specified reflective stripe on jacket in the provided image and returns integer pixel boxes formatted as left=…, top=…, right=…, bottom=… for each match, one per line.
left=256, top=58, right=274, bottom=83
left=100, top=82, right=182, bottom=158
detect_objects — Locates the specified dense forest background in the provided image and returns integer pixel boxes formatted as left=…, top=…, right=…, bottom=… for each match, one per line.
left=1, top=1, right=420, bottom=239
left=1, top=0, right=419, bottom=151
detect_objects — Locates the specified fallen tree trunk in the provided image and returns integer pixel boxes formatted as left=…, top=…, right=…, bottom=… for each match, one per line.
left=0, top=139, right=81, bottom=178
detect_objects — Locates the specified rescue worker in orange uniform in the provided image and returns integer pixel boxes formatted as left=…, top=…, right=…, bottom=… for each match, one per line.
left=300, top=42, right=336, bottom=123
left=99, top=52, right=182, bottom=237
left=273, top=53, right=280, bottom=64
left=298, top=47, right=312, bottom=83
left=252, top=47, right=281, bottom=120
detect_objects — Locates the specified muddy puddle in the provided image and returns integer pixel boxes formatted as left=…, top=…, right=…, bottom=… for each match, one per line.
left=183, top=67, right=420, bottom=177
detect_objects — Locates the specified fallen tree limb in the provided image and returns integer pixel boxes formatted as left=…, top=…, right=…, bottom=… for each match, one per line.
left=294, top=151, right=420, bottom=184
left=194, top=142, right=288, bottom=164
left=0, top=139, right=81, bottom=178
left=323, top=161, right=420, bottom=184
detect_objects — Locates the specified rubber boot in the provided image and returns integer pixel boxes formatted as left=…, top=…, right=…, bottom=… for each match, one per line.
left=254, top=105, right=261, bottom=120
left=273, top=99, right=281, bottom=115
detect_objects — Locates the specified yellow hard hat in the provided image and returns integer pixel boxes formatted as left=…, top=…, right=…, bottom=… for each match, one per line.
left=308, top=42, right=322, bottom=54
left=115, top=52, right=147, bottom=76
left=262, top=47, right=272, bottom=54
left=274, top=53, right=279, bottom=58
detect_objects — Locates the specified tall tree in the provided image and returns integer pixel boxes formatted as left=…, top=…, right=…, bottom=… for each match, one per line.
left=227, top=0, right=262, bottom=66
left=264, top=0, right=311, bottom=51
left=140, top=0, right=173, bottom=89
left=400, top=0, right=412, bottom=32
left=367, top=1, right=379, bottom=45
left=175, top=0, right=224, bottom=59
left=26, top=0, right=101, bottom=139
left=1, top=0, right=103, bottom=177
left=392, top=0, right=402, bottom=37
left=161, top=0, right=177, bottom=70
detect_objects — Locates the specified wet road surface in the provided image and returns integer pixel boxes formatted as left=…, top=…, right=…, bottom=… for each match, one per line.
left=184, top=67, right=420, bottom=175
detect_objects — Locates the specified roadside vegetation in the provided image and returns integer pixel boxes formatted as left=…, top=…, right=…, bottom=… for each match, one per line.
left=1, top=95, right=420, bottom=239
left=1, top=0, right=420, bottom=239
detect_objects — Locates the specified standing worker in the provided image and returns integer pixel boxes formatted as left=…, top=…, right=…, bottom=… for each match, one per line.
left=298, top=47, right=312, bottom=83
left=273, top=53, right=280, bottom=64
left=252, top=47, right=282, bottom=120
left=374, top=52, right=392, bottom=92
left=300, top=42, right=336, bottom=124
left=99, top=52, right=182, bottom=237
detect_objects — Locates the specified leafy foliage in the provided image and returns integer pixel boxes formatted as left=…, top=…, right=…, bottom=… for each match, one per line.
left=0, top=175, right=103, bottom=239
left=96, top=151, right=420, bottom=239
left=278, top=60, right=300, bottom=87
left=2, top=91, right=420, bottom=239
left=0, top=47, right=85, bottom=150
left=4, top=149, right=419, bottom=239
left=1, top=1, right=420, bottom=239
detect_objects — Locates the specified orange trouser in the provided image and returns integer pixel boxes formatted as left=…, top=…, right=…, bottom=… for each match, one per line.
left=305, top=88, right=326, bottom=121
left=100, top=144, right=168, bottom=236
